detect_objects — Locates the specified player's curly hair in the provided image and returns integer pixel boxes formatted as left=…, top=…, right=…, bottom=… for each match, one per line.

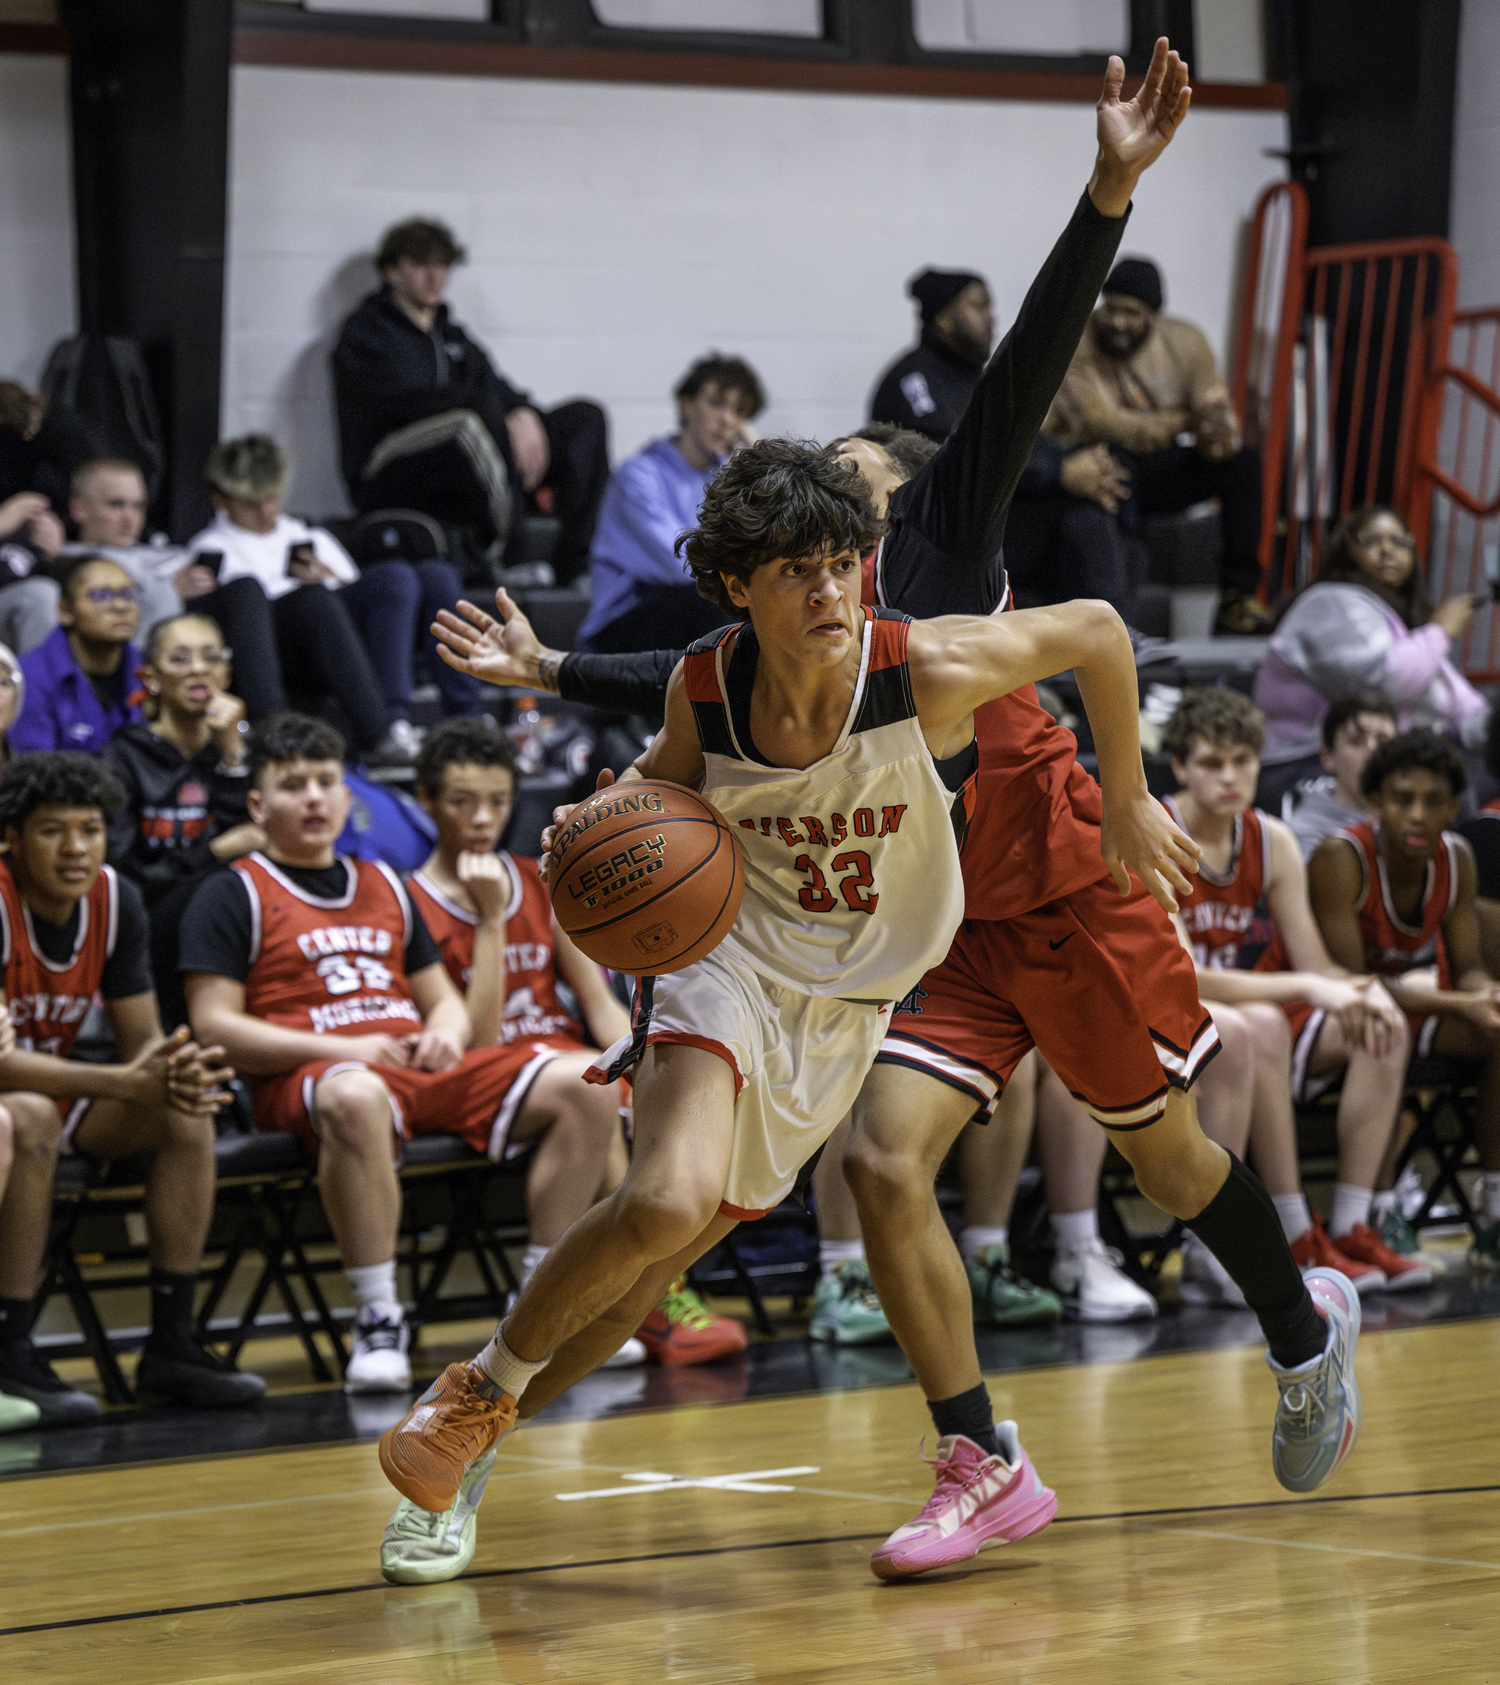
left=0, top=751, right=125, bottom=834
left=845, top=422, right=940, bottom=482
left=415, top=715, right=516, bottom=797
left=1162, top=687, right=1266, bottom=761
left=247, top=713, right=346, bottom=787
left=1359, top=727, right=1467, bottom=799
left=677, top=438, right=884, bottom=615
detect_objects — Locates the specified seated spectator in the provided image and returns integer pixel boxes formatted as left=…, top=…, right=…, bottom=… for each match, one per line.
left=0, top=1052, right=39, bottom=1434
left=1255, top=507, right=1487, bottom=807
left=1164, top=690, right=1427, bottom=1294
left=1308, top=729, right=1500, bottom=1266
left=186, top=434, right=480, bottom=762
left=577, top=354, right=763, bottom=654
left=103, top=614, right=263, bottom=1029
left=181, top=714, right=626, bottom=1392
left=1285, top=690, right=1398, bottom=859
left=0, top=490, right=64, bottom=646
left=0, top=642, right=22, bottom=764
left=1042, top=257, right=1269, bottom=635
left=58, top=457, right=183, bottom=632
left=332, top=217, right=609, bottom=584
left=0, top=752, right=264, bottom=1422
left=1002, top=437, right=1139, bottom=626
left=870, top=268, right=993, bottom=441
left=12, top=553, right=143, bottom=756
left=0, top=381, right=97, bottom=528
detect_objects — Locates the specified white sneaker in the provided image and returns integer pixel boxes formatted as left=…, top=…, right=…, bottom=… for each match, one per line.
left=367, top=718, right=424, bottom=766
left=1178, top=1232, right=1248, bottom=1308
left=1050, top=1237, right=1158, bottom=1323
left=381, top=1448, right=496, bottom=1584
left=345, top=1311, right=413, bottom=1394
left=600, top=1336, right=647, bottom=1369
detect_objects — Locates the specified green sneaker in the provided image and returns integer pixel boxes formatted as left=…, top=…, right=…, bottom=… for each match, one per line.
left=380, top=1448, right=496, bottom=1585
left=0, top=1388, right=40, bottom=1435
left=966, top=1244, right=1063, bottom=1327
left=1378, top=1206, right=1449, bottom=1275
left=1468, top=1221, right=1500, bottom=1272
left=810, top=1260, right=893, bottom=1346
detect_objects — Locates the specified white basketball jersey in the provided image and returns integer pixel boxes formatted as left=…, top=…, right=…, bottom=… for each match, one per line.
left=681, top=608, right=968, bottom=1003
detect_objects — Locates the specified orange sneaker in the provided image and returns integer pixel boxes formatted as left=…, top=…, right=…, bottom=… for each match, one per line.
left=1330, top=1222, right=1433, bottom=1292
left=636, top=1278, right=748, bottom=1366
left=1290, top=1213, right=1385, bottom=1295
left=379, top=1362, right=517, bottom=1514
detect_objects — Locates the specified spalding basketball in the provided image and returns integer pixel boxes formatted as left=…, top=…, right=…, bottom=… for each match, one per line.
left=548, top=780, right=744, bottom=975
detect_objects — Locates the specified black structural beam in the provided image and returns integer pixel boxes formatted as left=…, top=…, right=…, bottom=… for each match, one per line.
left=64, top=0, right=233, bottom=540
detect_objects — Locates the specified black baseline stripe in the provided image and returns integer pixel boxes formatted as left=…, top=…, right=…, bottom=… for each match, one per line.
left=6, top=1480, right=1499, bottom=1639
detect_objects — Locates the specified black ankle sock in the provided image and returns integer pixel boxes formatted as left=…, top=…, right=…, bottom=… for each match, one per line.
left=148, top=1269, right=198, bottom=1347
left=1187, top=1153, right=1326, bottom=1369
left=0, top=1296, right=33, bottom=1346
left=927, top=1383, right=1001, bottom=1456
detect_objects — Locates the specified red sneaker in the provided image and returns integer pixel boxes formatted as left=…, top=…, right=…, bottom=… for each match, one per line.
left=1290, top=1213, right=1385, bottom=1295
left=636, top=1278, right=748, bottom=1366
left=1331, top=1222, right=1433, bottom=1292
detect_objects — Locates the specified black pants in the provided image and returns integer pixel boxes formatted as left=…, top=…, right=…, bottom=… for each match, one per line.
left=585, top=586, right=731, bottom=656
left=1116, top=443, right=1263, bottom=596
left=1002, top=493, right=1137, bottom=620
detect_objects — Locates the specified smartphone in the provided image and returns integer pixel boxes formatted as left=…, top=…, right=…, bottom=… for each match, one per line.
left=286, top=541, right=318, bottom=578
left=196, top=549, right=224, bottom=581
left=1485, top=541, right=1500, bottom=603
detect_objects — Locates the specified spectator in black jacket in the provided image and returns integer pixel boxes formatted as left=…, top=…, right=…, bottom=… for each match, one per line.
left=103, top=613, right=263, bottom=1027
left=331, top=218, right=609, bottom=585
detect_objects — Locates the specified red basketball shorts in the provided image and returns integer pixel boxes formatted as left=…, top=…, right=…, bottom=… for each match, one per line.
left=253, top=1037, right=573, bottom=1158
left=1282, top=999, right=1440, bottom=1103
left=878, top=874, right=1218, bottom=1130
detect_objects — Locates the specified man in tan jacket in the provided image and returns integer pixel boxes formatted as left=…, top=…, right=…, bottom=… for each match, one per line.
left=1044, top=257, right=1268, bottom=635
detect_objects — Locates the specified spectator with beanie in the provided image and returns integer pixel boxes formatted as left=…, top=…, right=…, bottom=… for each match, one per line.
left=578, top=354, right=763, bottom=654
left=870, top=268, right=993, bottom=441
left=1043, top=256, right=1269, bottom=635
left=332, top=217, right=609, bottom=584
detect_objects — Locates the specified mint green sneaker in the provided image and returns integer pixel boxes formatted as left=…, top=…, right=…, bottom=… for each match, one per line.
left=810, top=1260, right=893, bottom=1346
left=381, top=1448, right=496, bottom=1585
left=966, top=1244, right=1063, bottom=1327
left=1377, top=1206, right=1449, bottom=1275
left=0, top=1389, right=40, bottom=1435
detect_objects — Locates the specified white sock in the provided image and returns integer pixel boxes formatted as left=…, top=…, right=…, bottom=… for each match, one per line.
left=819, top=1239, right=865, bottom=1275
left=1050, top=1209, right=1098, bottom=1255
left=1273, top=1193, right=1313, bottom=1245
left=519, top=1244, right=548, bottom=1288
left=476, top=1326, right=549, bottom=1400
left=345, top=1260, right=401, bottom=1322
left=1485, top=1173, right=1500, bottom=1222
left=959, top=1224, right=1008, bottom=1261
left=1328, top=1183, right=1373, bottom=1239
left=1371, top=1189, right=1399, bottom=1221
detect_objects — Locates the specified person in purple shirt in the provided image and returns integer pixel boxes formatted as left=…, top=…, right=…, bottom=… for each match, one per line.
left=577, top=355, right=764, bottom=655
left=12, top=554, right=144, bottom=756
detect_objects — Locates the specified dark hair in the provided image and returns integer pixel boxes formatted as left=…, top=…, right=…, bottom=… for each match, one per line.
left=846, top=422, right=940, bottom=483
left=58, top=551, right=129, bottom=600
left=1321, top=688, right=1398, bottom=752
left=0, top=751, right=125, bottom=833
left=206, top=433, right=287, bottom=500
left=1486, top=699, right=1500, bottom=784
left=247, top=712, right=345, bottom=787
left=377, top=217, right=466, bottom=271
left=677, top=438, right=884, bottom=615
left=674, top=355, right=766, bottom=419
left=1360, top=727, right=1467, bottom=798
left=1316, top=506, right=1431, bottom=629
left=415, top=716, right=517, bottom=797
left=1162, top=687, right=1266, bottom=761
left=142, top=612, right=224, bottom=667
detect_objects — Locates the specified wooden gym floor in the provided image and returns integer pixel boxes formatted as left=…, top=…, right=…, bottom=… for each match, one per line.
left=3, top=1295, right=1500, bottom=1684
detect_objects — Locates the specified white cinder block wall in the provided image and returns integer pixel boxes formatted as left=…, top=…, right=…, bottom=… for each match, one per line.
left=223, top=66, right=1287, bottom=517
left=1451, top=0, right=1500, bottom=308
left=0, top=52, right=74, bottom=388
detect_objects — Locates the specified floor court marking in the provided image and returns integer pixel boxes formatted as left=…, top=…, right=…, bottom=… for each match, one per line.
left=557, top=1466, right=821, bottom=1500
left=1132, top=1521, right=1500, bottom=1575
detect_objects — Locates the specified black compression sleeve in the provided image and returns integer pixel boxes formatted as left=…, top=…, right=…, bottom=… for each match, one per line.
left=557, top=649, right=683, bottom=717
left=404, top=898, right=442, bottom=976
left=101, top=878, right=155, bottom=1000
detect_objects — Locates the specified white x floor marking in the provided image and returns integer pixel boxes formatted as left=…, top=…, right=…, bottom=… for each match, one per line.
left=557, top=1466, right=821, bottom=1501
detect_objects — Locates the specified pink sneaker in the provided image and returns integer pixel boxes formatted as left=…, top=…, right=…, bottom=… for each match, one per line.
left=869, top=1422, right=1057, bottom=1580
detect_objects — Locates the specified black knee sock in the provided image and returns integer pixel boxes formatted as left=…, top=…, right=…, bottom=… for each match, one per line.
left=928, top=1384, right=1001, bottom=1456
left=0, top=1296, right=32, bottom=1346
left=1187, top=1153, right=1325, bottom=1369
left=148, top=1269, right=197, bottom=1348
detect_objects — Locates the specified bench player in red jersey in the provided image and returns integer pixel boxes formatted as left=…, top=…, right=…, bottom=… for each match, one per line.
left=181, top=713, right=625, bottom=1395
left=1160, top=690, right=1427, bottom=1295
left=0, top=752, right=261, bottom=1424
left=1308, top=728, right=1500, bottom=1267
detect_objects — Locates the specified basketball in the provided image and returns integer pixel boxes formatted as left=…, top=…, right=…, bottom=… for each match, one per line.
left=548, top=779, right=744, bottom=975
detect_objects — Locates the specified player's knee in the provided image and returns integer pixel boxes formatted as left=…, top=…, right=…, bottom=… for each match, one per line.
left=1240, top=1001, right=1291, bottom=1057
left=1207, top=1007, right=1252, bottom=1076
left=5, top=1093, right=62, bottom=1158
left=842, top=1127, right=923, bottom=1209
left=313, top=1070, right=393, bottom=1154
left=613, top=1182, right=716, bottom=1257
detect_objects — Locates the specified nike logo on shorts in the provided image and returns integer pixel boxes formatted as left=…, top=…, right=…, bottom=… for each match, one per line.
left=1049, top=934, right=1074, bottom=951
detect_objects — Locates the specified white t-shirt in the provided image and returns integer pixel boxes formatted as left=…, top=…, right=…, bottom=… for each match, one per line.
left=183, top=512, right=357, bottom=602
left=59, top=536, right=186, bottom=586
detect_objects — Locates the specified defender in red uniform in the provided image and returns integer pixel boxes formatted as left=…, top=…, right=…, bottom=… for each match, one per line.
left=1162, top=690, right=1426, bottom=1293
left=0, top=752, right=264, bottom=1425
left=183, top=714, right=625, bottom=1395
left=1309, top=729, right=1500, bottom=1265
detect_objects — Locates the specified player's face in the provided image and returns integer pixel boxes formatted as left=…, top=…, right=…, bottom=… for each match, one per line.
left=71, top=467, right=148, bottom=549
left=1321, top=711, right=1397, bottom=804
left=836, top=439, right=904, bottom=517
left=1094, top=294, right=1155, bottom=359
left=1349, top=511, right=1417, bottom=594
left=424, top=762, right=516, bottom=858
left=1174, top=736, right=1260, bottom=818
left=148, top=617, right=231, bottom=718
left=248, top=758, right=352, bottom=862
left=1373, top=767, right=1459, bottom=860
left=724, top=547, right=864, bottom=667
left=8, top=805, right=106, bottom=911
left=58, top=560, right=141, bottom=646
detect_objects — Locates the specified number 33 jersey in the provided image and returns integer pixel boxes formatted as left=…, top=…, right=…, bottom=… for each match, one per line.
left=682, top=608, right=967, bottom=1004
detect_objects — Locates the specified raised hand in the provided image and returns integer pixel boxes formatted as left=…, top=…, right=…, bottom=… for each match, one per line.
left=431, top=589, right=562, bottom=693
left=457, top=849, right=513, bottom=922
left=1089, top=37, right=1192, bottom=216
left=1101, top=788, right=1202, bottom=915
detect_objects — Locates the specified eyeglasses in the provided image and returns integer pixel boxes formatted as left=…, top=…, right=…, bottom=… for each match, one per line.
left=82, top=586, right=142, bottom=606
left=157, top=648, right=231, bottom=672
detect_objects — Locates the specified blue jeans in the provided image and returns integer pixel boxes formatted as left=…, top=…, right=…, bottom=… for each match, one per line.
left=341, top=559, right=483, bottom=719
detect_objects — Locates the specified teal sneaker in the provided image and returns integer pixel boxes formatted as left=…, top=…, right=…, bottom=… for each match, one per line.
left=965, top=1244, right=1063, bottom=1327
left=0, top=1389, right=40, bottom=1435
left=380, top=1448, right=496, bottom=1585
left=1268, top=1268, right=1361, bottom=1493
left=1375, top=1206, right=1449, bottom=1277
left=1468, top=1220, right=1500, bottom=1271
left=810, top=1260, right=893, bottom=1346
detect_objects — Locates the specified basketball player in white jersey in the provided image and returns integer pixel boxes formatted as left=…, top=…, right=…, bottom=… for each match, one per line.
left=379, top=436, right=1198, bottom=1515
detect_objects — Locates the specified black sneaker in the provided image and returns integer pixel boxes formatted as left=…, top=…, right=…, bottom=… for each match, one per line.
left=135, top=1335, right=268, bottom=1409
left=0, top=1339, right=103, bottom=1427
left=1212, top=590, right=1275, bottom=636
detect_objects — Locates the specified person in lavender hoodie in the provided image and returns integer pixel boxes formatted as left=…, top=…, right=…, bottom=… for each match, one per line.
left=1253, top=506, right=1487, bottom=806
left=576, top=355, right=764, bottom=657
